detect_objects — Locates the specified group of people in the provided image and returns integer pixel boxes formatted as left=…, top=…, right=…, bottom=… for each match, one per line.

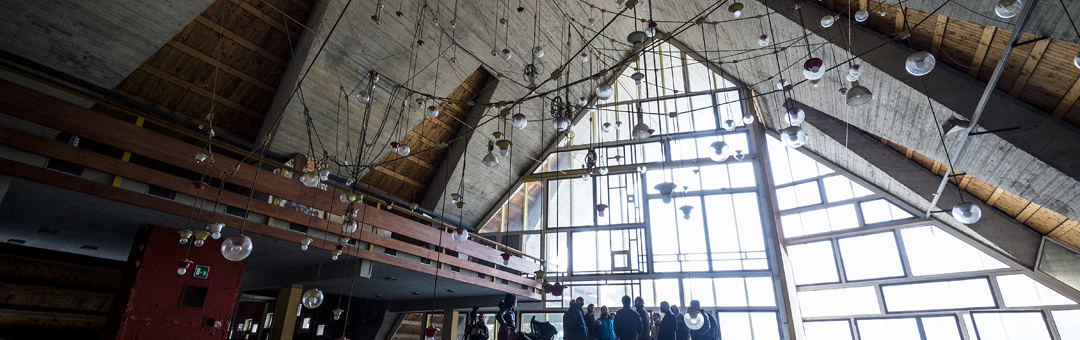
left=562, top=296, right=720, bottom=340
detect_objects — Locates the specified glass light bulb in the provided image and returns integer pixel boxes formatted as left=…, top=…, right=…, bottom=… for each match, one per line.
left=501, top=49, right=513, bottom=60
left=194, top=239, right=205, bottom=247
left=179, top=238, right=189, bottom=245
left=300, top=172, right=320, bottom=187
left=301, top=244, right=308, bottom=250
left=733, top=10, right=742, bottom=18
left=995, top=0, right=1022, bottom=18
left=742, top=113, right=755, bottom=125
left=854, top=10, right=869, bottom=22
left=554, top=117, right=572, bottom=132
left=602, top=122, right=612, bottom=132
left=511, top=113, right=528, bottom=129
left=342, top=220, right=359, bottom=234
left=580, top=53, right=589, bottom=62
left=302, top=289, right=324, bottom=309
left=426, top=105, right=439, bottom=118
left=821, top=15, right=835, bottom=28
left=758, top=34, right=770, bottom=46
left=785, top=107, right=806, bottom=125
left=397, top=145, right=411, bottom=156
left=533, top=46, right=545, bottom=58
left=780, top=126, right=808, bottom=148
left=722, top=119, right=737, bottom=131
left=221, top=235, right=253, bottom=261
left=482, top=152, right=499, bottom=167
left=709, top=141, right=730, bottom=162
left=905, top=51, right=936, bottom=76
left=637, top=165, right=647, bottom=173
left=582, top=173, right=591, bottom=181
left=1074, top=52, right=1080, bottom=69
left=598, top=167, right=609, bottom=175
left=194, top=153, right=207, bottom=163
left=645, top=26, right=656, bottom=37
left=355, top=91, right=370, bottom=103
left=211, top=232, right=221, bottom=239
left=178, top=267, right=187, bottom=275
left=595, top=84, right=614, bottom=100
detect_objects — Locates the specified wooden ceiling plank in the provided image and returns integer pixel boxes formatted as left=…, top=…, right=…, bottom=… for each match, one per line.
left=1008, top=39, right=1051, bottom=97
left=227, top=0, right=297, bottom=37
left=138, top=64, right=264, bottom=120
left=894, top=5, right=906, bottom=33
left=1015, top=203, right=1041, bottom=223
left=986, top=187, right=1005, bottom=206
left=931, top=15, right=948, bottom=55
left=1049, top=219, right=1080, bottom=238
left=165, top=41, right=276, bottom=93
left=110, top=88, right=251, bottom=140
left=969, top=25, right=998, bottom=78
left=1053, top=75, right=1080, bottom=118
left=373, top=165, right=426, bottom=189
left=194, top=15, right=289, bottom=67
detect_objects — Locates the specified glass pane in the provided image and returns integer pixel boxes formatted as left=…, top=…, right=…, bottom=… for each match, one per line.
left=971, top=312, right=1052, bottom=340
left=781, top=204, right=860, bottom=238
left=777, top=181, right=822, bottom=211
left=803, top=321, right=853, bottom=340
left=838, top=232, right=905, bottom=281
left=713, top=277, right=776, bottom=307
left=1037, top=240, right=1080, bottom=293
left=545, top=232, right=568, bottom=273
left=548, top=178, right=594, bottom=227
left=705, top=193, right=766, bottom=271
left=506, top=185, right=525, bottom=232
left=860, top=199, right=914, bottom=224
left=524, top=182, right=543, bottom=231
left=882, top=278, right=996, bottom=312
left=686, top=278, right=715, bottom=306
left=996, top=274, right=1076, bottom=307
left=1051, top=309, right=1080, bottom=340
left=921, top=316, right=962, bottom=340
left=798, top=287, right=880, bottom=318
left=788, top=241, right=840, bottom=285
left=716, top=312, right=780, bottom=340
left=901, top=226, right=1008, bottom=276
left=822, top=175, right=874, bottom=203
left=856, top=318, right=920, bottom=340
left=522, top=233, right=542, bottom=258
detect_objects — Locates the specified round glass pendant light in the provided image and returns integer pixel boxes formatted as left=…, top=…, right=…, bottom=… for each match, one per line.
left=596, top=84, right=614, bottom=100
left=511, top=113, right=528, bottom=129
left=533, top=46, right=545, bottom=58
left=905, top=51, right=936, bottom=76
left=300, top=171, right=320, bottom=187
left=951, top=202, right=982, bottom=224
left=742, top=113, right=755, bottom=125
left=501, top=48, right=513, bottom=60
left=602, top=122, right=612, bottom=132
left=342, top=220, right=359, bottom=234
left=785, top=107, right=806, bottom=125
left=580, top=53, right=589, bottom=62
left=582, top=173, right=591, bottom=181
left=426, top=105, right=439, bottom=118
left=178, top=259, right=193, bottom=275
left=451, top=227, right=469, bottom=243
left=780, top=126, right=808, bottom=148
left=355, top=91, right=370, bottom=103
left=995, top=0, right=1022, bottom=18
left=554, top=117, right=572, bottom=132
left=631, top=72, right=645, bottom=86
left=845, top=81, right=874, bottom=106
left=302, top=288, right=324, bottom=309
left=318, top=169, right=331, bottom=181
left=758, top=34, right=771, bottom=46
left=728, top=3, right=744, bottom=18
left=854, top=10, right=869, bottom=22
left=803, top=58, right=826, bottom=80
left=598, top=167, right=609, bottom=175
left=396, top=145, right=411, bottom=156
left=645, top=26, right=657, bottom=38
left=221, top=235, right=253, bottom=261
left=821, top=15, right=835, bottom=28
left=709, top=141, right=730, bottom=162
left=632, top=122, right=652, bottom=139
left=722, top=119, right=738, bottom=131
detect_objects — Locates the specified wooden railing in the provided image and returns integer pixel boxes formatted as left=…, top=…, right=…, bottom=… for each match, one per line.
left=0, top=78, right=541, bottom=297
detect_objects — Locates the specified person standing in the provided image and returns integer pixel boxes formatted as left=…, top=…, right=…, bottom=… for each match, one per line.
left=596, top=306, right=617, bottom=340
left=586, top=304, right=598, bottom=340
left=497, top=294, right=518, bottom=340
left=671, top=305, right=689, bottom=340
left=634, top=297, right=651, bottom=340
left=564, top=297, right=589, bottom=340
left=614, top=296, right=642, bottom=340
left=685, top=300, right=711, bottom=340
left=650, top=313, right=661, bottom=340
left=657, top=302, right=676, bottom=340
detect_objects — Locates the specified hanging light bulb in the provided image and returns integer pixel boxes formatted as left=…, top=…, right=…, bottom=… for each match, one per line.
left=680, top=205, right=694, bottom=220
left=803, top=58, right=826, bottom=81
left=355, top=91, right=370, bottom=103
left=758, top=34, right=771, bottom=46
left=177, top=259, right=194, bottom=275
left=300, top=171, right=320, bottom=187
left=332, top=308, right=345, bottom=321
left=500, top=251, right=512, bottom=265
left=534, top=269, right=546, bottom=282
left=193, top=231, right=210, bottom=247
left=709, top=141, right=731, bottom=162
left=580, top=52, right=589, bottom=62
left=390, top=141, right=400, bottom=153
left=637, top=165, right=647, bottom=174
left=495, top=139, right=513, bottom=157
left=415, top=97, right=426, bottom=109
left=207, top=223, right=225, bottom=240
left=533, top=46, right=545, bottom=58
left=845, top=81, right=874, bottom=106
left=482, top=141, right=499, bottom=167
left=595, top=84, right=614, bottom=100
left=855, top=10, right=870, bottom=22
left=905, top=51, right=936, bottom=76
left=332, top=244, right=344, bottom=260
left=645, top=22, right=657, bottom=37
left=342, top=220, right=359, bottom=234
left=821, top=15, right=835, bottom=28
left=397, top=144, right=411, bottom=156
left=722, top=119, right=738, bottom=131
left=511, top=113, right=528, bottom=129
left=655, top=182, right=676, bottom=204
left=424, top=327, right=440, bottom=340
left=780, top=126, right=808, bottom=148
left=847, top=64, right=864, bottom=82
left=733, top=150, right=746, bottom=162
left=426, top=105, right=439, bottom=118
left=582, top=172, right=591, bottom=181
left=632, top=105, right=652, bottom=139
left=300, top=237, right=313, bottom=250
left=450, top=20, right=457, bottom=29
left=596, top=204, right=608, bottom=217
left=601, top=122, right=612, bottom=133
left=631, top=72, right=645, bottom=86
left=951, top=202, right=982, bottom=224
left=742, top=113, right=755, bottom=125
left=451, top=193, right=463, bottom=205
left=451, top=227, right=469, bottom=243
left=221, top=235, right=253, bottom=261
left=178, top=230, right=193, bottom=245
left=302, top=288, right=324, bottom=309
left=785, top=107, right=806, bottom=125
left=194, top=153, right=208, bottom=163
left=598, top=167, right=609, bottom=175
left=995, top=0, right=1022, bottom=18
left=501, top=48, right=513, bottom=60
left=553, top=117, right=572, bottom=132
left=318, top=169, right=331, bottom=181
left=775, top=79, right=791, bottom=90
left=728, top=3, right=744, bottom=18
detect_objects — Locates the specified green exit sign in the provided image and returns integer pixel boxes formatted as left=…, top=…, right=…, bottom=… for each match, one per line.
left=193, top=265, right=210, bottom=279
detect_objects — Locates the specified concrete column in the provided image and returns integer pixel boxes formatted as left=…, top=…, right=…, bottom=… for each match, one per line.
left=442, top=310, right=459, bottom=340
left=269, top=286, right=303, bottom=340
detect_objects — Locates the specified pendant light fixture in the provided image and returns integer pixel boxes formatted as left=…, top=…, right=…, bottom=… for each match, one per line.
left=847, top=65, right=864, bottom=82
left=758, top=34, right=771, bottom=46
left=631, top=105, right=653, bottom=140
left=655, top=182, right=677, bottom=204
left=178, top=230, right=193, bottom=245
left=207, top=223, right=225, bottom=239
left=332, top=308, right=345, bottom=320
left=221, top=235, right=253, bottom=261
left=493, top=132, right=512, bottom=157
left=709, top=141, right=730, bottom=162
left=511, top=113, right=528, bottom=129
left=780, top=126, right=808, bottom=148
left=342, top=220, right=359, bottom=234
left=631, top=71, right=645, bottom=86
left=318, top=169, right=331, bottom=181
left=845, top=81, right=874, bottom=106
left=995, top=0, right=1022, bottom=18
left=533, top=46, right=545, bottom=58
left=299, top=237, right=313, bottom=250
left=595, top=204, right=609, bottom=217
left=302, top=288, right=324, bottom=309
left=1074, top=53, right=1080, bottom=69
left=951, top=202, right=982, bottom=224
left=177, top=259, right=194, bottom=275
left=501, top=48, right=513, bottom=60
left=679, top=205, right=694, bottom=220
left=854, top=10, right=869, bottom=22
left=193, top=231, right=210, bottom=247
left=482, top=141, right=500, bottom=167
left=721, top=119, right=738, bottom=131
left=820, top=15, right=835, bottom=28
left=396, top=144, right=411, bottom=156
left=451, top=227, right=469, bottom=243
left=785, top=107, right=806, bottom=125
left=728, top=2, right=744, bottom=18
left=355, top=91, right=370, bottom=103
left=300, top=171, right=321, bottom=187
left=905, top=51, right=936, bottom=76
left=194, top=153, right=208, bottom=163
left=742, top=113, right=755, bottom=125
left=596, top=84, right=614, bottom=100
left=803, top=58, right=826, bottom=86
left=426, top=105, right=439, bottom=118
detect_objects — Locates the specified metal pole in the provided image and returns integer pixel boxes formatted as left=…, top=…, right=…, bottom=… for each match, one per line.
left=924, top=0, right=1040, bottom=218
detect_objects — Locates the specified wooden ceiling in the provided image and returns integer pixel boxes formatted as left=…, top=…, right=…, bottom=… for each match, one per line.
left=874, top=133, right=1080, bottom=252
left=91, top=0, right=317, bottom=144
left=358, top=69, right=489, bottom=202
left=821, top=0, right=1080, bottom=128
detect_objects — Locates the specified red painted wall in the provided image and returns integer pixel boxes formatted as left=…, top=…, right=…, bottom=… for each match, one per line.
left=102, top=225, right=246, bottom=340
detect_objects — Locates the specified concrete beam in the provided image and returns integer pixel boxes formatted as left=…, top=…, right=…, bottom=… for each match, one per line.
left=800, top=101, right=1043, bottom=267
left=420, top=76, right=500, bottom=212
left=890, top=0, right=1080, bottom=44
left=388, top=295, right=506, bottom=313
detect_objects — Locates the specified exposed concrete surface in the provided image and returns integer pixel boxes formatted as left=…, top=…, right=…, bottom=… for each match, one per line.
left=891, top=0, right=1080, bottom=44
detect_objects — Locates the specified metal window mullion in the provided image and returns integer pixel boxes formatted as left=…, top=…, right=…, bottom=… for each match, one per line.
left=986, top=273, right=1006, bottom=310
left=834, top=237, right=849, bottom=284
left=1045, top=308, right=1064, bottom=340
left=894, top=229, right=915, bottom=278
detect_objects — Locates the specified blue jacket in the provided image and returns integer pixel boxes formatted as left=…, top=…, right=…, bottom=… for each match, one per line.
left=598, top=317, right=617, bottom=340
left=564, top=304, right=589, bottom=340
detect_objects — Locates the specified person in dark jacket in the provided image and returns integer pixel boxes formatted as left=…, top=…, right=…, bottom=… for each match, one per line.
left=614, top=296, right=642, bottom=340
left=634, top=297, right=650, bottom=340
left=586, top=303, right=598, bottom=340
left=671, top=305, right=689, bottom=340
left=657, top=301, right=676, bottom=340
left=686, top=300, right=711, bottom=340
left=704, top=309, right=719, bottom=340
left=564, top=297, right=589, bottom=340
left=497, top=294, right=517, bottom=340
